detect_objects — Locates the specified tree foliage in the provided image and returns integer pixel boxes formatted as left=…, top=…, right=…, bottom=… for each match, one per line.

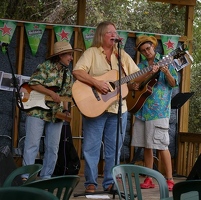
left=0, top=0, right=186, bottom=35
left=0, top=0, right=200, bottom=132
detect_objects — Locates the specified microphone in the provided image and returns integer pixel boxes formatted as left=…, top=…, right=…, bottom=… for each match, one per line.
left=0, top=42, right=9, bottom=47
left=114, top=38, right=122, bottom=43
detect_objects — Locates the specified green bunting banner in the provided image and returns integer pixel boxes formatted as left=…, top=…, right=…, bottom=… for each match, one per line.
left=24, top=23, right=46, bottom=56
left=81, top=27, right=129, bottom=49
left=53, top=25, right=73, bottom=42
left=117, top=31, right=128, bottom=49
left=81, top=27, right=96, bottom=49
left=0, top=20, right=17, bottom=53
left=0, top=18, right=181, bottom=59
left=161, top=35, right=179, bottom=55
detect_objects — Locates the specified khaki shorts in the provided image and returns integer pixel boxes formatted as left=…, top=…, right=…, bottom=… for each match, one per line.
left=131, top=118, right=170, bottom=150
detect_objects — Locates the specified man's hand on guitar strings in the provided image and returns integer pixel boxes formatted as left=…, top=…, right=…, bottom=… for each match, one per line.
left=131, top=82, right=139, bottom=90
left=95, top=80, right=110, bottom=95
left=50, top=91, right=61, bottom=103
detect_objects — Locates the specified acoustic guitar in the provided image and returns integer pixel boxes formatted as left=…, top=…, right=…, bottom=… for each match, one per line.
left=72, top=55, right=175, bottom=118
left=72, top=45, right=189, bottom=118
left=126, top=51, right=185, bottom=113
left=126, top=72, right=159, bottom=114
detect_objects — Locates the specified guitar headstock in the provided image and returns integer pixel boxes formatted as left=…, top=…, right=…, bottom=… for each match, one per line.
left=157, top=55, right=174, bottom=67
left=157, top=44, right=193, bottom=69
left=169, top=44, right=192, bottom=60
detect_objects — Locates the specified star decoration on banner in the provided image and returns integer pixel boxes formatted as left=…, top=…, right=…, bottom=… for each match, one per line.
left=0, top=24, right=12, bottom=36
left=34, top=24, right=39, bottom=29
left=164, top=39, right=175, bottom=50
left=90, top=29, right=95, bottom=34
left=57, top=29, right=69, bottom=41
left=119, top=36, right=124, bottom=43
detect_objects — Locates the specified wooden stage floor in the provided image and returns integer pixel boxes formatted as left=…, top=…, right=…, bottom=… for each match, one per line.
left=70, top=175, right=186, bottom=200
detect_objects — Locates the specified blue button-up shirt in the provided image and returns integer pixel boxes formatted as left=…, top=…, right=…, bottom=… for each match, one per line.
left=135, top=52, right=178, bottom=121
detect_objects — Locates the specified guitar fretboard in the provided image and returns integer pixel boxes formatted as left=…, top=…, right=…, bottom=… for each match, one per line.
left=118, top=66, right=152, bottom=86
left=113, top=55, right=172, bottom=87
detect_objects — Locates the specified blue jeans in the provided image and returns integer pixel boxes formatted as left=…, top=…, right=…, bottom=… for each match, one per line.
left=22, top=116, right=63, bottom=179
left=82, top=111, right=128, bottom=190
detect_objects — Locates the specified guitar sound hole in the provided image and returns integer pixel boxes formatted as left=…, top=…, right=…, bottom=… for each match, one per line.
left=109, top=82, right=115, bottom=91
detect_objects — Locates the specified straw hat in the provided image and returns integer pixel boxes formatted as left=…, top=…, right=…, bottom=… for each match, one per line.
left=47, top=41, right=82, bottom=59
left=135, top=35, right=158, bottom=51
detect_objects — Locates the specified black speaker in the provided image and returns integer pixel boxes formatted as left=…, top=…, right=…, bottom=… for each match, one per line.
left=187, top=154, right=201, bottom=180
left=0, top=146, right=22, bottom=186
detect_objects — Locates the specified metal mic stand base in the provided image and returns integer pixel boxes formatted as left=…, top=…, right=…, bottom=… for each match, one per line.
left=73, top=189, right=117, bottom=198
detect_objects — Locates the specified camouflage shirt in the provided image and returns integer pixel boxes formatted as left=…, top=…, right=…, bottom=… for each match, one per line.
left=27, top=60, right=73, bottom=122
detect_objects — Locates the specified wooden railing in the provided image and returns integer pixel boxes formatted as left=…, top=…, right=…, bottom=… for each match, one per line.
left=177, top=132, right=201, bottom=177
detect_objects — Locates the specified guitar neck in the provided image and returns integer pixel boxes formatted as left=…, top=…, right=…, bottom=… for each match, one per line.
left=45, top=95, right=72, bottom=102
left=113, top=66, right=152, bottom=87
left=114, top=53, right=176, bottom=87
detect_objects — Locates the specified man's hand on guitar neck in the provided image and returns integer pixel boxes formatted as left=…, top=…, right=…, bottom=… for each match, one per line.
left=160, top=65, right=176, bottom=87
left=160, top=65, right=169, bottom=74
left=150, top=64, right=160, bottom=74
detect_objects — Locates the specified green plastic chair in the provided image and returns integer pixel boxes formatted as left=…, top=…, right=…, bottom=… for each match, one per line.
left=0, top=186, right=59, bottom=200
left=3, top=164, right=43, bottom=187
left=112, top=164, right=169, bottom=200
left=173, top=180, right=201, bottom=200
left=23, top=175, right=80, bottom=200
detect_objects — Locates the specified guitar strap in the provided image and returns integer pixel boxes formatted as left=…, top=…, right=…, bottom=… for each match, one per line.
left=114, top=52, right=127, bottom=77
left=57, top=62, right=68, bottom=93
left=61, top=68, right=67, bottom=91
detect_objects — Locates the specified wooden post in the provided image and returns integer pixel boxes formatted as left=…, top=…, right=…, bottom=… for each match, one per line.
left=179, top=5, right=194, bottom=132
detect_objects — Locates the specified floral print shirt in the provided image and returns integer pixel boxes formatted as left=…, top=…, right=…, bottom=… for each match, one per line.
left=27, top=60, right=73, bottom=122
left=135, top=52, right=178, bottom=121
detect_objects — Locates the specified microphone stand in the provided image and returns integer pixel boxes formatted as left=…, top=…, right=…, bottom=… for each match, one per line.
left=109, top=40, right=123, bottom=199
left=4, top=45, right=24, bottom=155
left=115, top=40, right=123, bottom=166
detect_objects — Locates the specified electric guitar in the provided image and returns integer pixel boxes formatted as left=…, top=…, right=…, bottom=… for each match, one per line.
left=17, top=82, right=72, bottom=110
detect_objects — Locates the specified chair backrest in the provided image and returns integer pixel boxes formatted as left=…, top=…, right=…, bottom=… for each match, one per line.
left=112, top=164, right=169, bottom=200
left=173, top=180, right=201, bottom=200
left=23, top=175, right=80, bottom=200
left=0, top=186, right=59, bottom=200
left=2, top=164, right=43, bottom=187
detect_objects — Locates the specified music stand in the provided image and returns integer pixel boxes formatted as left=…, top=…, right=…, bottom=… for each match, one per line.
left=171, top=92, right=194, bottom=110
left=171, top=92, right=194, bottom=176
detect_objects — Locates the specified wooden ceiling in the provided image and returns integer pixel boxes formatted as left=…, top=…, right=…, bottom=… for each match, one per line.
left=148, top=0, right=196, bottom=6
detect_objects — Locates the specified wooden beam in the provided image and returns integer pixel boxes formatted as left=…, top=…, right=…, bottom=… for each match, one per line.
left=76, top=0, right=86, bottom=25
left=148, top=0, right=196, bottom=6
left=179, top=5, right=194, bottom=133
